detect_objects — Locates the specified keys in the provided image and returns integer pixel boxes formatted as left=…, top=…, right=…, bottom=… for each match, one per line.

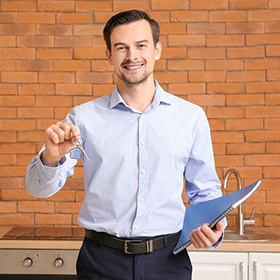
left=70, top=134, right=89, bottom=161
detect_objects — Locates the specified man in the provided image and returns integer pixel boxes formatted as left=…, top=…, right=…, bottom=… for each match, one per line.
left=26, top=10, right=226, bottom=280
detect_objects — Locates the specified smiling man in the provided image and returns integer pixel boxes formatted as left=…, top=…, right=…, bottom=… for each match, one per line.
left=26, top=10, right=226, bottom=280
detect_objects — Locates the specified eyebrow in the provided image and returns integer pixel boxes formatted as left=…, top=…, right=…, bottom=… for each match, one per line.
left=113, top=40, right=149, bottom=48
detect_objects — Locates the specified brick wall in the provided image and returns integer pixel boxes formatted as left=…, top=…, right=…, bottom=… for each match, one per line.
left=0, top=0, right=279, bottom=233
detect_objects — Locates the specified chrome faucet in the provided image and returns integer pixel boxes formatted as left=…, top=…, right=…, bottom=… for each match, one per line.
left=224, top=169, right=255, bottom=235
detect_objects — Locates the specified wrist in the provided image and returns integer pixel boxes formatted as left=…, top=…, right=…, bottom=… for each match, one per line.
left=41, top=151, right=62, bottom=167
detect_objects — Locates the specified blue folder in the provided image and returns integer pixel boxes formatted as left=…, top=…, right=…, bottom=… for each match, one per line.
left=173, top=180, right=261, bottom=255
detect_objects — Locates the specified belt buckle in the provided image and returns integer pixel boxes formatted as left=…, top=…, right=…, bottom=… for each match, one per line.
left=124, top=239, right=153, bottom=254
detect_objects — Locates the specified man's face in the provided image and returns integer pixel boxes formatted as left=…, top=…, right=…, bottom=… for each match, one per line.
left=106, top=19, right=162, bottom=86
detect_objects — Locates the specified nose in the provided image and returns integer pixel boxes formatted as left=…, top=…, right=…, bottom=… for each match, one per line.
left=126, top=47, right=139, bottom=62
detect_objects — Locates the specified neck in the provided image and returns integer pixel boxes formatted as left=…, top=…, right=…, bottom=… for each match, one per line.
left=117, top=76, right=156, bottom=113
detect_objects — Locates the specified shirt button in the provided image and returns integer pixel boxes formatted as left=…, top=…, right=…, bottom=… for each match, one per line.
left=134, top=225, right=139, bottom=230
left=139, top=197, right=144, bottom=202
left=141, top=170, right=146, bottom=174
left=140, top=141, right=145, bottom=146
left=140, top=115, right=144, bottom=119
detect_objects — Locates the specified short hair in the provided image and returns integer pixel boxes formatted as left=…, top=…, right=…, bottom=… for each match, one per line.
left=103, top=10, right=160, bottom=51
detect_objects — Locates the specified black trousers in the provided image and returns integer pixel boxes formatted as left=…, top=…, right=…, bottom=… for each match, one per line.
left=76, top=236, right=192, bottom=280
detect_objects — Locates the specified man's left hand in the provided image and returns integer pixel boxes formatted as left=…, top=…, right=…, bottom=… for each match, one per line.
left=189, top=221, right=224, bottom=249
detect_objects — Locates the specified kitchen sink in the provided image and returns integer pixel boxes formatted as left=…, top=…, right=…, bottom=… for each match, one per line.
left=224, top=231, right=279, bottom=242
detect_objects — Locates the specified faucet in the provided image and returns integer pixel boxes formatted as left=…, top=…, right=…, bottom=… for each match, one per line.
left=224, top=169, right=255, bottom=235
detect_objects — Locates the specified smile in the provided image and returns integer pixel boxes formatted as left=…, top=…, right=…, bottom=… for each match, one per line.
left=123, top=64, right=144, bottom=70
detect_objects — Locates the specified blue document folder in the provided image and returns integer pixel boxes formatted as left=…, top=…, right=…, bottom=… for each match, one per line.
left=173, top=180, right=262, bottom=255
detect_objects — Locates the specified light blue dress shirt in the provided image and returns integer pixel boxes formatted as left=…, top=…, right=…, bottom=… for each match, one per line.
left=26, top=80, right=226, bottom=243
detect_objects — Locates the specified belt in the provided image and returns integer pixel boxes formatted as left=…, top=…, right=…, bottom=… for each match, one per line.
left=85, top=229, right=180, bottom=255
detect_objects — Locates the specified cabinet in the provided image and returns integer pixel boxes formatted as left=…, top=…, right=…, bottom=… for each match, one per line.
left=188, top=252, right=280, bottom=280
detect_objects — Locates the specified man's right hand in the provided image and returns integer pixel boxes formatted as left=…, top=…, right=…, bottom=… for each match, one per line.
left=41, top=122, right=80, bottom=167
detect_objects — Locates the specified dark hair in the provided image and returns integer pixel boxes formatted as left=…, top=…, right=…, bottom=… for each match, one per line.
left=103, top=10, right=160, bottom=51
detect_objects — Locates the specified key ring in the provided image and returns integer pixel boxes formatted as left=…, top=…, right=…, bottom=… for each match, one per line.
left=70, top=134, right=89, bottom=161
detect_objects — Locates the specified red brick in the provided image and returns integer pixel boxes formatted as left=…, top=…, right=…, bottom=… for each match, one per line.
left=91, top=60, right=114, bottom=72
left=188, top=23, right=225, bottom=34
left=76, top=1, right=112, bottom=12
left=0, top=155, right=17, bottom=166
left=168, top=35, right=205, bottom=46
left=212, top=131, right=244, bottom=143
left=16, top=60, right=53, bottom=71
left=246, top=130, right=280, bottom=142
left=0, top=12, right=17, bottom=23
left=0, top=48, right=35, bottom=59
left=189, top=71, right=226, bottom=82
left=18, top=12, right=56, bottom=24
left=73, top=96, right=96, bottom=106
left=188, top=47, right=225, bottom=59
left=0, top=214, right=33, bottom=225
left=0, top=132, right=16, bottom=143
left=55, top=202, right=82, bottom=213
left=1, top=1, right=36, bottom=11
left=188, top=95, right=225, bottom=106
left=0, top=166, right=29, bottom=177
left=247, top=34, right=280, bottom=45
left=0, top=84, right=17, bottom=95
left=208, top=82, right=245, bottom=94
left=76, top=72, right=113, bottom=84
left=206, top=59, right=243, bottom=70
left=18, top=131, right=45, bottom=142
left=190, top=0, right=228, bottom=10
left=267, top=142, right=280, bottom=153
left=248, top=10, right=280, bottom=21
left=226, top=118, right=263, bottom=131
left=265, top=21, right=280, bottom=33
left=0, top=24, right=35, bottom=35
left=36, top=96, right=73, bottom=107
left=94, top=12, right=116, bottom=24
left=264, top=168, right=280, bottom=179
left=56, top=84, right=92, bottom=96
left=55, top=36, right=91, bottom=48
left=169, top=83, right=206, bottom=95
left=2, top=72, right=37, bottom=83
left=213, top=143, right=226, bottom=155
left=207, top=107, right=245, bottom=118
left=37, top=119, right=60, bottom=130
left=266, top=93, right=280, bottom=105
left=245, top=155, right=280, bottom=166
left=227, top=22, right=264, bottom=34
left=269, top=0, right=280, bottom=8
left=38, top=1, right=74, bottom=12
left=37, top=48, right=72, bottom=59
left=153, top=72, right=188, bottom=84
left=246, top=106, right=280, bottom=118
left=36, top=24, right=72, bottom=36
left=74, top=24, right=104, bottom=36
left=55, top=108, right=72, bottom=119
left=227, top=94, right=265, bottom=106
left=0, top=36, right=16, bottom=47
left=19, top=84, right=54, bottom=95
left=18, top=201, right=54, bottom=213
left=18, top=107, right=53, bottom=119
left=92, top=84, right=119, bottom=97
left=0, top=96, right=35, bottom=107
left=170, top=11, right=208, bottom=22
left=229, top=0, right=267, bottom=10
left=1, top=189, right=37, bottom=201
left=227, top=71, right=265, bottom=82
left=267, top=45, right=280, bottom=57
left=54, top=60, right=90, bottom=72
left=74, top=48, right=106, bottom=59
left=207, top=35, right=244, bottom=46
left=168, top=60, right=204, bottom=71
left=114, top=0, right=150, bottom=11
left=246, top=82, right=280, bottom=93
left=265, top=119, right=280, bottom=130
left=0, top=59, right=16, bottom=71
left=227, top=46, right=265, bottom=58
left=152, top=0, right=189, bottom=10
left=149, top=11, right=170, bottom=23
left=245, top=58, right=280, bottom=70
left=209, top=11, right=246, bottom=22
left=0, top=108, right=16, bottom=119
left=267, top=70, right=280, bottom=81
left=35, top=214, right=72, bottom=225
left=0, top=143, right=35, bottom=154
left=215, top=155, right=244, bottom=167
left=161, top=47, right=187, bottom=59
left=57, top=12, right=93, bottom=24
left=17, top=36, right=54, bottom=47
left=227, top=143, right=265, bottom=155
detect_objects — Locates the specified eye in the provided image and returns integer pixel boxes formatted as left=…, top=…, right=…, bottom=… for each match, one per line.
left=139, top=44, right=147, bottom=48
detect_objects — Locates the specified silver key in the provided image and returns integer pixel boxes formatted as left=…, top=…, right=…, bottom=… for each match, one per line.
left=70, top=134, right=89, bottom=161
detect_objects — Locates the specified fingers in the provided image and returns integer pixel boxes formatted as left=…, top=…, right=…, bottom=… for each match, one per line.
left=45, top=122, right=79, bottom=145
left=190, top=223, right=223, bottom=249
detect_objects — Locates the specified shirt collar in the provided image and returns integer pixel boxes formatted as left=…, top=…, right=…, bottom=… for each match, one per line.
left=109, top=80, right=172, bottom=110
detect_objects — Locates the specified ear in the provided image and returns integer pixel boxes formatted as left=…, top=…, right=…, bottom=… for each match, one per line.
left=155, top=42, right=162, bottom=61
left=105, top=49, right=113, bottom=65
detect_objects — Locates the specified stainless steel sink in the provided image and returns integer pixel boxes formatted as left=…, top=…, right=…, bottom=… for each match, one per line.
left=224, top=231, right=279, bottom=242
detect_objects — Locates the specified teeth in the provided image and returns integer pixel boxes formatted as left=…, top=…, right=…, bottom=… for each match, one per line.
left=125, top=65, right=142, bottom=70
